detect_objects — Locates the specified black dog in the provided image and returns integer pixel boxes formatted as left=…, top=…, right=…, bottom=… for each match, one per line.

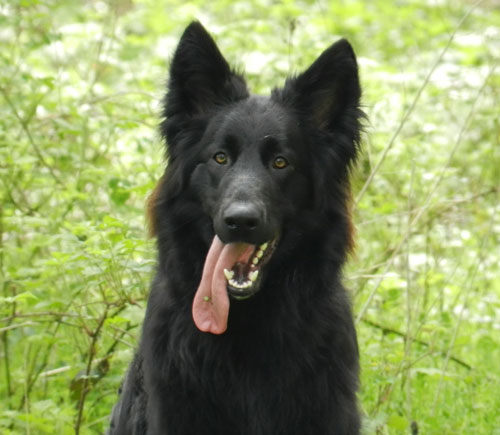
left=110, top=21, right=363, bottom=434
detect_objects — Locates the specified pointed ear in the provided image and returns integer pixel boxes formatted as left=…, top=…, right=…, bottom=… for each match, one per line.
left=275, top=39, right=362, bottom=137
left=165, top=21, right=248, bottom=119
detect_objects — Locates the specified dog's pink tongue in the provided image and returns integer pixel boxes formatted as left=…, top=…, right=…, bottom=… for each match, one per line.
left=192, top=236, right=249, bottom=334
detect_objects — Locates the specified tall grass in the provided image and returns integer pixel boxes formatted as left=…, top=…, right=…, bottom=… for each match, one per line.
left=1, top=0, right=499, bottom=433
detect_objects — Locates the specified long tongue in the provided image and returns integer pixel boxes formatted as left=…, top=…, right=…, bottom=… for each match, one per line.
left=192, top=236, right=252, bottom=334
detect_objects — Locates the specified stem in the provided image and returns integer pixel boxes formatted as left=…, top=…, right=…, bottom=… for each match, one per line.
left=0, top=87, right=62, bottom=186
left=356, top=65, right=495, bottom=324
left=362, top=318, right=471, bottom=370
left=74, top=306, right=109, bottom=435
left=354, top=0, right=486, bottom=207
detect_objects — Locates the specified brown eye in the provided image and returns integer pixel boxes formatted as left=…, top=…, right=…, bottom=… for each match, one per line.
left=214, top=152, right=228, bottom=165
left=272, top=156, right=288, bottom=169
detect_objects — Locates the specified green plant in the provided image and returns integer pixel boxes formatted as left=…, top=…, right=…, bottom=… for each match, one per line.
left=1, top=0, right=499, bottom=433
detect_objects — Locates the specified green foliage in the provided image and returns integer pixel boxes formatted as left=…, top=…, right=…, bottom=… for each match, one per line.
left=1, top=0, right=499, bottom=433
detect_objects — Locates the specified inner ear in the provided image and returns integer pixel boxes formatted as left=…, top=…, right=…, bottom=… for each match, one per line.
left=165, top=21, right=249, bottom=118
left=274, top=38, right=362, bottom=133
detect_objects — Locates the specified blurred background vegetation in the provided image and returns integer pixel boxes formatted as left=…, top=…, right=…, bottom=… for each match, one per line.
left=0, top=0, right=499, bottom=433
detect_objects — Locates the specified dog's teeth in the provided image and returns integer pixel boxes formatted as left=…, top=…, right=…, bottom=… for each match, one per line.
left=224, top=268, right=234, bottom=280
left=252, top=257, right=259, bottom=265
left=259, top=242, right=268, bottom=251
left=256, top=249, right=264, bottom=258
left=249, top=270, right=259, bottom=282
left=228, top=276, right=254, bottom=291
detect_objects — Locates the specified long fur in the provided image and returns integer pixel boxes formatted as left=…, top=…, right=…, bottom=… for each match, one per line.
left=110, top=21, right=364, bottom=435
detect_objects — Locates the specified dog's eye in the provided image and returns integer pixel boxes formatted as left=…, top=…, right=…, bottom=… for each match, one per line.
left=272, top=156, right=288, bottom=169
left=214, top=152, right=228, bottom=165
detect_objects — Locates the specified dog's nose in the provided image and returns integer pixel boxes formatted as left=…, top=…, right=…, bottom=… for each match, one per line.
left=220, top=202, right=264, bottom=242
left=224, top=203, right=260, bottom=231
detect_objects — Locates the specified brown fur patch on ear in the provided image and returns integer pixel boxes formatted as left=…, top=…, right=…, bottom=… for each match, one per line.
left=146, top=178, right=163, bottom=237
left=344, top=185, right=356, bottom=255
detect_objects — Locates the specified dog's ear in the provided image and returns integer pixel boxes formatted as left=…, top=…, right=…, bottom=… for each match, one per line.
left=165, top=22, right=248, bottom=119
left=275, top=39, right=362, bottom=155
left=275, top=40, right=363, bottom=222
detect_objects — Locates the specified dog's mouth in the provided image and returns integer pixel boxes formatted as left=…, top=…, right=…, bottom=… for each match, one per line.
left=192, top=236, right=277, bottom=335
left=224, top=240, right=275, bottom=300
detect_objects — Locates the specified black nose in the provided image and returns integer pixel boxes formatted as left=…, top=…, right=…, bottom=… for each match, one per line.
left=224, top=204, right=259, bottom=231
left=219, top=202, right=264, bottom=243
left=224, top=203, right=260, bottom=231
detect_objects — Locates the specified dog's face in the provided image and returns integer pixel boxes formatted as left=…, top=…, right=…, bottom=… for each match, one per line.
left=158, top=22, right=362, bottom=333
left=192, top=96, right=310, bottom=247
left=188, top=96, right=311, bottom=303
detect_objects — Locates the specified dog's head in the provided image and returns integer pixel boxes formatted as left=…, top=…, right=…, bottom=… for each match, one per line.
left=151, top=22, right=362, bottom=334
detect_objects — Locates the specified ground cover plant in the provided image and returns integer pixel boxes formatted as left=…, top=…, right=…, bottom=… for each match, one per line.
left=0, top=0, right=499, bottom=434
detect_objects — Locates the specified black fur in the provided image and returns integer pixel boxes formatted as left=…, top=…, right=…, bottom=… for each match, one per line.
left=110, top=21, right=363, bottom=434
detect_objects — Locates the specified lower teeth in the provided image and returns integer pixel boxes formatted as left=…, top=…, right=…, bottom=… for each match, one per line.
left=228, top=278, right=252, bottom=289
